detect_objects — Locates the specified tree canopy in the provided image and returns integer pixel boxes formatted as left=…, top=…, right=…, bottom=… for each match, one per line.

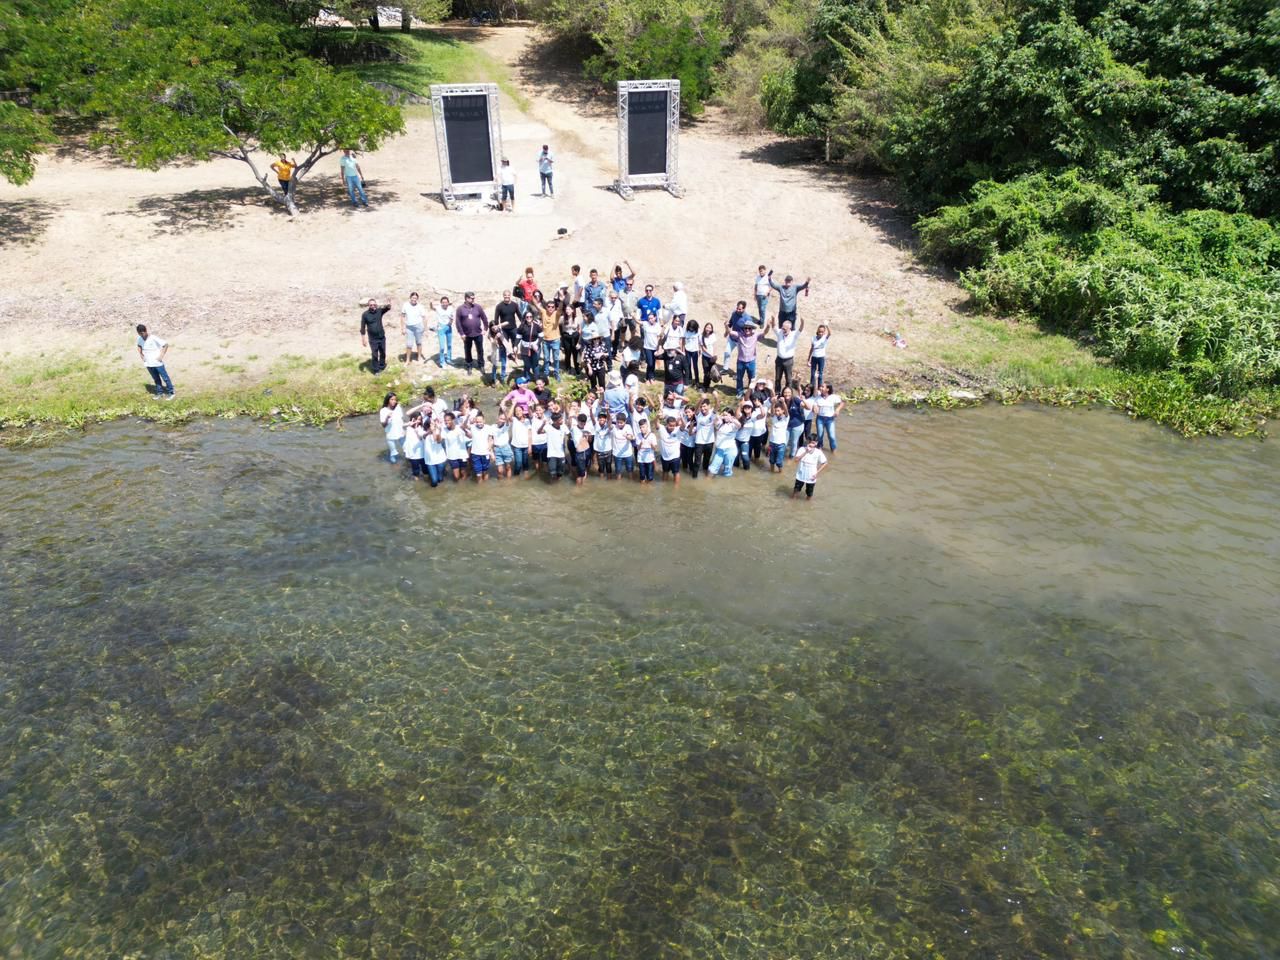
left=3, top=0, right=405, bottom=209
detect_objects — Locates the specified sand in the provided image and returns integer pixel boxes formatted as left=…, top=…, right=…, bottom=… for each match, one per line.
left=0, top=24, right=968, bottom=394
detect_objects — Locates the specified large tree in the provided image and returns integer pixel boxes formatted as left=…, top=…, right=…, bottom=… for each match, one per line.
left=18, top=0, right=403, bottom=211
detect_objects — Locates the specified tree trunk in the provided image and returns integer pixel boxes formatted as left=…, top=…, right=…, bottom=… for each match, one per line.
left=401, top=7, right=411, bottom=31
left=368, top=13, right=380, bottom=30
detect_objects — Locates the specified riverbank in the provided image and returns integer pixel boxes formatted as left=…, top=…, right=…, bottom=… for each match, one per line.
left=1, top=24, right=1275, bottom=442
left=3, top=344, right=1275, bottom=448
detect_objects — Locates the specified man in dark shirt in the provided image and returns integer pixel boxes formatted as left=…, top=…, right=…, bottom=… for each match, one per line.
left=491, top=290, right=522, bottom=382
left=360, top=298, right=392, bottom=373
left=453, top=292, right=489, bottom=373
left=722, top=300, right=752, bottom=368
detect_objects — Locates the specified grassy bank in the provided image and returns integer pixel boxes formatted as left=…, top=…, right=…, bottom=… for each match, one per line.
left=3, top=333, right=1275, bottom=447
left=336, top=28, right=530, bottom=110
left=0, top=352, right=461, bottom=447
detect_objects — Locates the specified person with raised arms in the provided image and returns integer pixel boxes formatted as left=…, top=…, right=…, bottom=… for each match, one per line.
left=441, top=410, right=470, bottom=481
left=378, top=392, right=404, bottom=462
left=708, top=408, right=742, bottom=478
left=808, top=323, right=832, bottom=387
left=768, top=270, right=811, bottom=329
left=657, top=416, right=683, bottom=484
left=537, top=412, right=568, bottom=481
left=635, top=418, right=657, bottom=484
left=508, top=404, right=533, bottom=477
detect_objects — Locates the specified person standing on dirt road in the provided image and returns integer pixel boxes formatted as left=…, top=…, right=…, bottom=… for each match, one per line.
left=454, top=292, right=489, bottom=373
left=360, top=298, right=392, bottom=373
left=537, top=145, right=554, bottom=196
left=340, top=149, right=368, bottom=208
left=769, top=271, right=811, bottom=328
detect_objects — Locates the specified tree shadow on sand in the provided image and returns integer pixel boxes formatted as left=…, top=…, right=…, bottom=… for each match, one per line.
left=0, top=199, right=62, bottom=248
left=115, top=182, right=401, bottom=234
left=737, top=139, right=942, bottom=266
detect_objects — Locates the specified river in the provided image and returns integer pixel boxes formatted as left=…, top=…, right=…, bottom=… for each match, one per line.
left=1, top=404, right=1276, bottom=958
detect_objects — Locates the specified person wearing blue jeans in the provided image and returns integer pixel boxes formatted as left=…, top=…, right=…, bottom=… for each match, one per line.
left=808, top=324, right=831, bottom=387
left=753, top=264, right=772, bottom=326
left=708, top=411, right=741, bottom=477
left=339, top=150, right=368, bottom=208
left=135, top=324, right=176, bottom=398
left=434, top=297, right=454, bottom=367
left=729, top=318, right=761, bottom=397
left=541, top=336, right=561, bottom=380
left=786, top=390, right=808, bottom=458
left=813, top=384, right=844, bottom=450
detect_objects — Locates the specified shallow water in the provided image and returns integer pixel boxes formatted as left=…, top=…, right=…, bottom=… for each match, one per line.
left=1, top=405, right=1277, bottom=958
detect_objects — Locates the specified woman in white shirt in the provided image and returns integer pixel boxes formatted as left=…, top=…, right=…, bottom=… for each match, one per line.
left=422, top=418, right=448, bottom=487
left=635, top=419, right=657, bottom=483
left=767, top=402, right=789, bottom=472
left=657, top=416, right=684, bottom=484
left=698, top=323, right=717, bottom=389
left=402, top=413, right=426, bottom=478
left=693, top=399, right=716, bottom=475
left=773, top=317, right=804, bottom=393
left=509, top=406, right=533, bottom=477
left=379, top=393, right=405, bottom=463
left=708, top=409, right=741, bottom=478
left=431, top=297, right=454, bottom=368
left=808, top=324, right=831, bottom=387
left=749, top=403, right=768, bottom=463
left=813, top=383, right=845, bottom=451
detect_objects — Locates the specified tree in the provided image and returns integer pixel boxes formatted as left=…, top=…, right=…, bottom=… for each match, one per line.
left=21, top=0, right=404, bottom=212
left=0, top=100, right=50, bottom=186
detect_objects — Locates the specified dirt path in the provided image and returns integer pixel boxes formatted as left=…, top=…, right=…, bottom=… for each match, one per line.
left=0, top=24, right=969, bottom=394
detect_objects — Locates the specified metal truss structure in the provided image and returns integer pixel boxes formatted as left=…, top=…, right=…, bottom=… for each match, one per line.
left=430, top=83, right=503, bottom=210
left=614, top=79, right=683, bottom=201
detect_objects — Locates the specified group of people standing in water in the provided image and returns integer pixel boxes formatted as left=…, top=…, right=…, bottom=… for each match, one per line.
left=378, top=372, right=840, bottom=499
left=374, top=261, right=840, bottom=498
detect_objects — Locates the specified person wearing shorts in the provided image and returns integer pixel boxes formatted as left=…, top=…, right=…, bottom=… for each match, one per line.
left=401, top=291, right=427, bottom=364
left=492, top=412, right=515, bottom=480
left=466, top=412, right=497, bottom=482
left=792, top=438, right=829, bottom=500
left=611, top=415, right=636, bottom=480
left=571, top=414, right=592, bottom=484
left=441, top=412, right=470, bottom=481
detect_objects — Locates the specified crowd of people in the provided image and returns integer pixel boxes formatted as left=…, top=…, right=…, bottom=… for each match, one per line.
left=360, top=261, right=827, bottom=400
left=377, top=371, right=842, bottom=500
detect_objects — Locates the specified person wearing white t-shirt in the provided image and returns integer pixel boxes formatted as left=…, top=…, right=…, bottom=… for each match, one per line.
left=808, top=323, right=832, bottom=386
left=379, top=393, right=405, bottom=463
left=657, top=417, right=683, bottom=484
left=753, top=264, right=771, bottom=325
left=635, top=419, right=657, bottom=483
left=422, top=419, right=448, bottom=487
left=792, top=438, right=829, bottom=500
left=509, top=406, right=533, bottom=477
left=537, top=413, right=568, bottom=480
left=401, top=292, right=428, bottom=365
left=499, top=158, right=516, bottom=211
left=813, top=383, right=845, bottom=451
left=611, top=416, right=636, bottom=479
left=441, top=411, right=470, bottom=481
left=135, top=324, right=175, bottom=398
left=772, top=317, right=804, bottom=393
left=465, top=412, right=497, bottom=482
left=402, top=414, right=426, bottom=478
left=767, top=403, right=789, bottom=472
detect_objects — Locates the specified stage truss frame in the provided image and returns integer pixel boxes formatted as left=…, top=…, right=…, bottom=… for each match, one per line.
left=430, top=82, right=503, bottom=210
left=614, top=79, right=683, bottom=201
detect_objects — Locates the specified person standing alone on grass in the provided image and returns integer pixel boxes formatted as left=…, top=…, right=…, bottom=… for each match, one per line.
left=537, top=145, right=554, bottom=196
left=500, top=158, right=516, bottom=211
left=135, top=324, right=175, bottom=399
left=339, top=149, right=368, bottom=208
left=360, top=298, right=391, bottom=373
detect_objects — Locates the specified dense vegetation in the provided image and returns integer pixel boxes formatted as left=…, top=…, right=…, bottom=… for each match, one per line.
left=534, top=0, right=1280, bottom=428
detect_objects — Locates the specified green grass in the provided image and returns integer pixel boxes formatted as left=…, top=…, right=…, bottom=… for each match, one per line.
left=0, top=353, right=462, bottom=447
left=338, top=30, right=530, bottom=111
left=937, top=314, right=1122, bottom=392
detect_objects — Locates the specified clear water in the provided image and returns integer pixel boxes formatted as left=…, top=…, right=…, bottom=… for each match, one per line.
left=1, top=405, right=1276, bottom=958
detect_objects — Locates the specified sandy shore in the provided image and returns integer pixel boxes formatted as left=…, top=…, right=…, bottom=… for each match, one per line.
left=0, top=25, right=970, bottom=401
